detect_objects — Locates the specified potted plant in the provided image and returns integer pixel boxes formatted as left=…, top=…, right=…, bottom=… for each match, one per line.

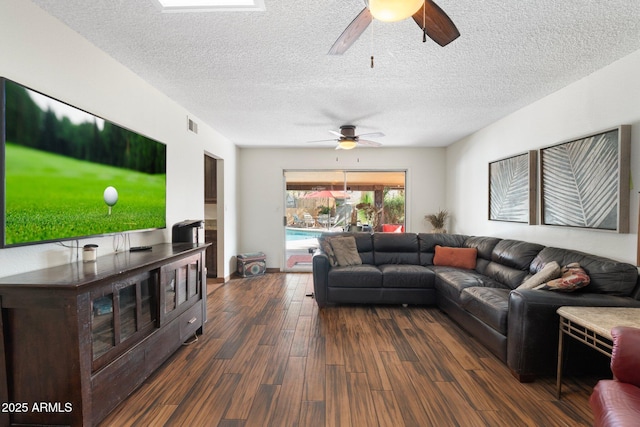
left=425, top=209, right=449, bottom=233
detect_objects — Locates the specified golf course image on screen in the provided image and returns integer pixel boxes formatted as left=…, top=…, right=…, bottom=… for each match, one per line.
left=5, top=143, right=165, bottom=245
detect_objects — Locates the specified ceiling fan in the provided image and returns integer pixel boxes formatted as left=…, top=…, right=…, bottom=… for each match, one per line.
left=328, top=0, right=460, bottom=55
left=307, top=125, right=384, bottom=150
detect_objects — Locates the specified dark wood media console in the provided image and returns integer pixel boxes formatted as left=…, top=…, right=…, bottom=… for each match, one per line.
left=0, top=243, right=209, bottom=426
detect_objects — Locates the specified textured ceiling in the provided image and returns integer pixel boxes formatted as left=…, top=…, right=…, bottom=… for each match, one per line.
left=31, top=0, right=640, bottom=148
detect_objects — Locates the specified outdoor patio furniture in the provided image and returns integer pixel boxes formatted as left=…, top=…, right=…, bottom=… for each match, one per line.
left=318, top=214, right=330, bottom=228
left=303, top=213, right=315, bottom=227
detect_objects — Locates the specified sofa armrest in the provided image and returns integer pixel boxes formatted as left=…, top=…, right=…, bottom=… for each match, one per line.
left=590, top=327, right=640, bottom=427
left=507, top=290, right=640, bottom=380
left=611, top=326, right=640, bottom=386
left=312, top=251, right=331, bottom=307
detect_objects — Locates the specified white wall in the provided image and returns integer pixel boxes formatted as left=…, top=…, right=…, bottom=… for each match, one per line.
left=238, top=147, right=446, bottom=269
left=0, top=0, right=238, bottom=278
left=446, top=49, right=640, bottom=264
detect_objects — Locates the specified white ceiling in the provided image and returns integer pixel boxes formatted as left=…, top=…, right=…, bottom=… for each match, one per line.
left=31, top=0, right=640, bottom=148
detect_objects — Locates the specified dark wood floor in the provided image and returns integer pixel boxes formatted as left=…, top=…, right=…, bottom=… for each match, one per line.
left=99, top=273, right=597, bottom=426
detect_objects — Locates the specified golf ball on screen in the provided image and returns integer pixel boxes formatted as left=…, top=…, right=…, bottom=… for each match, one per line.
left=104, top=186, right=118, bottom=206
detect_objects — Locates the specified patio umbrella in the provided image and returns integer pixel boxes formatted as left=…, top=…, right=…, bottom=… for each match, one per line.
left=302, top=190, right=348, bottom=199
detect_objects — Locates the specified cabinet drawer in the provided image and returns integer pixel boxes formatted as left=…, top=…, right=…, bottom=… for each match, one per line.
left=180, top=300, right=203, bottom=341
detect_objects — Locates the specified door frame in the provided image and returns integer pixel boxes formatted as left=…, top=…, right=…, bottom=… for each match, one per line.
left=283, top=169, right=406, bottom=272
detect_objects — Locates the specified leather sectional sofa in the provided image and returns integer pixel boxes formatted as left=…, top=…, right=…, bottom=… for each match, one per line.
left=312, top=232, right=640, bottom=381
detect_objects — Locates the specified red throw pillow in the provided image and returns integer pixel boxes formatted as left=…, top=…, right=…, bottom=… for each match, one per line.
left=433, top=245, right=477, bottom=270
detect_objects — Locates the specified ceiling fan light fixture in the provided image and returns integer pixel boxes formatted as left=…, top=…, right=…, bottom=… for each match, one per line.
left=338, top=139, right=358, bottom=150
left=369, top=0, right=423, bottom=22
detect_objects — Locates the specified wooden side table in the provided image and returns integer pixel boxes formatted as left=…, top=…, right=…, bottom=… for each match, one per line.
left=556, top=306, right=640, bottom=399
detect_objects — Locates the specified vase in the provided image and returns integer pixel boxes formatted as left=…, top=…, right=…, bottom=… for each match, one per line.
left=432, top=228, right=447, bottom=234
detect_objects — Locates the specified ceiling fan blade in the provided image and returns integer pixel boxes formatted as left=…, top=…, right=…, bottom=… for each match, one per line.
left=358, top=139, right=383, bottom=147
left=328, top=8, right=373, bottom=55
left=356, top=131, right=385, bottom=139
left=306, top=138, right=338, bottom=143
left=412, top=0, right=460, bottom=47
left=329, top=130, right=345, bottom=138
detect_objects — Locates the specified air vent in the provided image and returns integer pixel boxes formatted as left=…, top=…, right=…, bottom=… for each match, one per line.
left=187, top=116, right=198, bottom=134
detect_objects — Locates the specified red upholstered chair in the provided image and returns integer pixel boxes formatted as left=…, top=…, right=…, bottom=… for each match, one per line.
left=589, top=326, right=640, bottom=427
left=382, top=224, right=404, bottom=233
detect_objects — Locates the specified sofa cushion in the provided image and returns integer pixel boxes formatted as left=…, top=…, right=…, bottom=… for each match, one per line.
left=535, top=262, right=590, bottom=292
left=328, top=236, right=362, bottom=267
left=518, top=261, right=562, bottom=290
left=379, top=264, right=435, bottom=289
left=460, top=287, right=510, bottom=335
left=463, top=236, right=501, bottom=275
left=484, top=263, right=529, bottom=290
left=319, top=238, right=339, bottom=267
left=418, top=233, right=469, bottom=266
left=433, top=245, right=477, bottom=269
left=328, top=265, right=383, bottom=288
left=434, top=267, right=508, bottom=304
left=321, top=232, right=374, bottom=264
left=491, top=239, right=545, bottom=271
left=373, top=233, right=420, bottom=265
left=482, top=239, right=546, bottom=289
left=529, top=247, right=638, bottom=297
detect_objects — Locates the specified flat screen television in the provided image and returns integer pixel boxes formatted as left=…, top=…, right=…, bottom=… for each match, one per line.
left=0, top=77, right=167, bottom=248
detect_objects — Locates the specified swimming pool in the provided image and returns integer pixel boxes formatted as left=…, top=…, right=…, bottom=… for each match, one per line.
left=286, top=228, right=323, bottom=241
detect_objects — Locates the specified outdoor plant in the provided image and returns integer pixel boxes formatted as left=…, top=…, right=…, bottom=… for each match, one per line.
left=318, top=205, right=331, bottom=215
left=356, top=202, right=382, bottom=229
left=383, top=191, right=405, bottom=224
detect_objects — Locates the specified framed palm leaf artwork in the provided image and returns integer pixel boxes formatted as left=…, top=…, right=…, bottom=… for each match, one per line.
left=540, top=125, right=631, bottom=232
left=489, top=151, right=537, bottom=224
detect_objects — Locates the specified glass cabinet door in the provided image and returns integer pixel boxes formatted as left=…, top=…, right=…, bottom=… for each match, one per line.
left=177, top=267, right=187, bottom=306
left=165, top=271, right=176, bottom=313
left=160, top=254, right=202, bottom=323
left=188, top=262, right=198, bottom=298
left=92, top=295, right=114, bottom=360
left=119, top=285, right=137, bottom=342
left=91, top=271, right=158, bottom=368
left=140, top=276, right=156, bottom=327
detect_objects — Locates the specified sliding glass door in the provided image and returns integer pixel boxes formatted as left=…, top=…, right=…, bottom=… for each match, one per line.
left=284, top=170, right=405, bottom=272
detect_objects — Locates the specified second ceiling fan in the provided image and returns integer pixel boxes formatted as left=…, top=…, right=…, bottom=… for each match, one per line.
left=328, top=0, right=460, bottom=55
left=307, top=125, right=384, bottom=150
